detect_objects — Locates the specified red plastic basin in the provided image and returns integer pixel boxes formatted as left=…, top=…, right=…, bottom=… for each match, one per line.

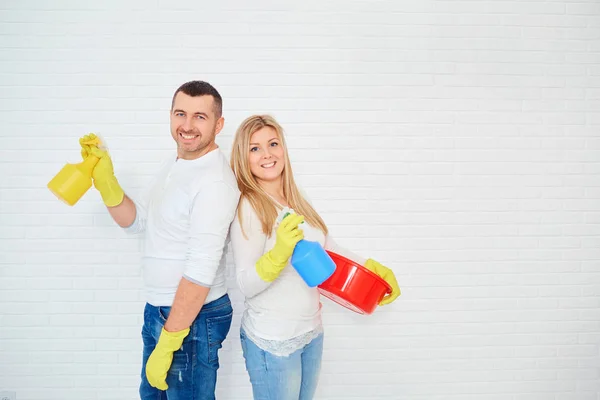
left=318, top=250, right=392, bottom=315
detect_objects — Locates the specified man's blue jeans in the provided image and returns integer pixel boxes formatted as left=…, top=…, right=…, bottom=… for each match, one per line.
left=240, top=327, right=324, bottom=400
left=139, top=294, right=233, bottom=400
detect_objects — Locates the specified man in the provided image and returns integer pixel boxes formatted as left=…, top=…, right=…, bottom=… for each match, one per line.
left=80, top=81, right=241, bottom=399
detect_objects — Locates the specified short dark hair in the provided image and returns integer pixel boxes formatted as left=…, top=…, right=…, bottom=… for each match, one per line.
left=171, top=80, right=223, bottom=117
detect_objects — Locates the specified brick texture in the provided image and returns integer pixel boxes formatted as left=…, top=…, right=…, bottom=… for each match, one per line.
left=1, top=1, right=600, bottom=399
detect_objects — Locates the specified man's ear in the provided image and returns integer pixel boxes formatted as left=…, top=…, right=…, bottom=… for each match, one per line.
left=215, top=116, right=225, bottom=135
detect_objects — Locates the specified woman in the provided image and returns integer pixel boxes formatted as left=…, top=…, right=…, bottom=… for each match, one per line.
left=229, top=115, right=400, bottom=399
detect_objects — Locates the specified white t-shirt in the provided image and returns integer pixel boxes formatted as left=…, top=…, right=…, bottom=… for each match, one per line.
left=124, top=148, right=241, bottom=307
left=229, top=195, right=365, bottom=355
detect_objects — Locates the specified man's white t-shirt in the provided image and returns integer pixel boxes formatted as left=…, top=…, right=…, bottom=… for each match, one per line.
left=124, top=148, right=240, bottom=307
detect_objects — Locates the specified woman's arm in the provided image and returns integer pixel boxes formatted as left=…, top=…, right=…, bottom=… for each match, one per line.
left=324, top=235, right=368, bottom=266
left=229, top=199, right=273, bottom=298
left=302, top=186, right=401, bottom=305
left=324, top=235, right=401, bottom=305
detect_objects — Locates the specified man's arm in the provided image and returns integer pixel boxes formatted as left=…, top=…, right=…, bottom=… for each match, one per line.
left=107, top=195, right=137, bottom=228
left=163, top=181, right=240, bottom=332
left=164, top=278, right=210, bottom=331
left=106, top=168, right=163, bottom=234
left=80, top=136, right=153, bottom=233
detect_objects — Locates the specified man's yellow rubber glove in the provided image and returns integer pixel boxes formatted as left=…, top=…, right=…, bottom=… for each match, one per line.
left=145, top=327, right=190, bottom=391
left=79, top=133, right=125, bottom=207
left=256, top=213, right=305, bottom=282
left=365, top=259, right=401, bottom=306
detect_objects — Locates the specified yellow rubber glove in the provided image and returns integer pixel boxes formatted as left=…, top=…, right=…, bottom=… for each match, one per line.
left=256, top=213, right=305, bottom=282
left=365, top=259, right=401, bottom=306
left=145, top=327, right=190, bottom=390
left=79, top=133, right=125, bottom=207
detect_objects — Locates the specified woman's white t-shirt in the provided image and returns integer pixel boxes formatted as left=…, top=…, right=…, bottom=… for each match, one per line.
left=229, top=196, right=363, bottom=356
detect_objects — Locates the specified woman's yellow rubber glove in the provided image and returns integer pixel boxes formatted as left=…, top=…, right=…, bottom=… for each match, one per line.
left=79, top=133, right=125, bottom=207
left=145, top=327, right=190, bottom=390
left=365, top=259, right=401, bottom=306
left=255, top=213, right=305, bottom=282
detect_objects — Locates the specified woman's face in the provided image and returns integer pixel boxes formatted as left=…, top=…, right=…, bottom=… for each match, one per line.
left=248, top=126, right=285, bottom=184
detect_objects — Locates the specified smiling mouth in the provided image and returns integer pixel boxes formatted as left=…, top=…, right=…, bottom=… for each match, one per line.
left=180, top=132, right=199, bottom=140
left=262, top=162, right=276, bottom=168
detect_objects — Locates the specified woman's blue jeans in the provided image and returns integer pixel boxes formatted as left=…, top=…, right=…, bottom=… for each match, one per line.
left=240, top=327, right=324, bottom=400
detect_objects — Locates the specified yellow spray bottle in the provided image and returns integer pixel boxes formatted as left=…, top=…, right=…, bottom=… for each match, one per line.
left=47, top=135, right=102, bottom=206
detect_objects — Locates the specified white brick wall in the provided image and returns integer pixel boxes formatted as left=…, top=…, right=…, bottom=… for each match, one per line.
left=1, top=0, right=599, bottom=399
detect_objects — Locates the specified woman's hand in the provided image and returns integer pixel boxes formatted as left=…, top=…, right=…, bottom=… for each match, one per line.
left=255, top=213, right=304, bottom=282
left=365, top=259, right=401, bottom=305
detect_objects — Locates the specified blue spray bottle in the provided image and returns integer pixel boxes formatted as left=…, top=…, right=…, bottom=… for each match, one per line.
left=282, top=211, right=337, bottom=287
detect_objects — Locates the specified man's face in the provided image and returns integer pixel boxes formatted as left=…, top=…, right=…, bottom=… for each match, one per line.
left=170, top=92, right=224, bottom=160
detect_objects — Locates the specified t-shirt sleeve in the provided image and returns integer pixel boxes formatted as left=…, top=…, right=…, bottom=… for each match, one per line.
left=324, top=235, right=368, bottom=266
left=229, top=198, right=275, bottom=298
left=182, top=181, right=241, bottom=287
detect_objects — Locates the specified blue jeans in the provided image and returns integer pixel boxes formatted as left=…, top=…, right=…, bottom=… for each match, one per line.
left=240, top=327, right=324, bottom=400
left=139, top=294, right=233, bottom=400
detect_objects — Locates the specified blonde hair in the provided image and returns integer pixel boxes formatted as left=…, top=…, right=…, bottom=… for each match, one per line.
left=230, top=114, right=328, bottom=237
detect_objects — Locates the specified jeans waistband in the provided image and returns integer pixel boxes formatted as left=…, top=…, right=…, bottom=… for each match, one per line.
left=202, top=293, right=231, bottom=312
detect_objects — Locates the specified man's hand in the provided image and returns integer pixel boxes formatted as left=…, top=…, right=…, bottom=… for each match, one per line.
left=79, top=133, right=125, bottom=207
left=145, top=327, right=190, bottom=390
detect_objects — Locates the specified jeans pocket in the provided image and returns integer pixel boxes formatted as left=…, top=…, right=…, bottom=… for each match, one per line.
left=157, top=306, right=170, bottom=323
left=206, top=311, right=233, bottom=364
